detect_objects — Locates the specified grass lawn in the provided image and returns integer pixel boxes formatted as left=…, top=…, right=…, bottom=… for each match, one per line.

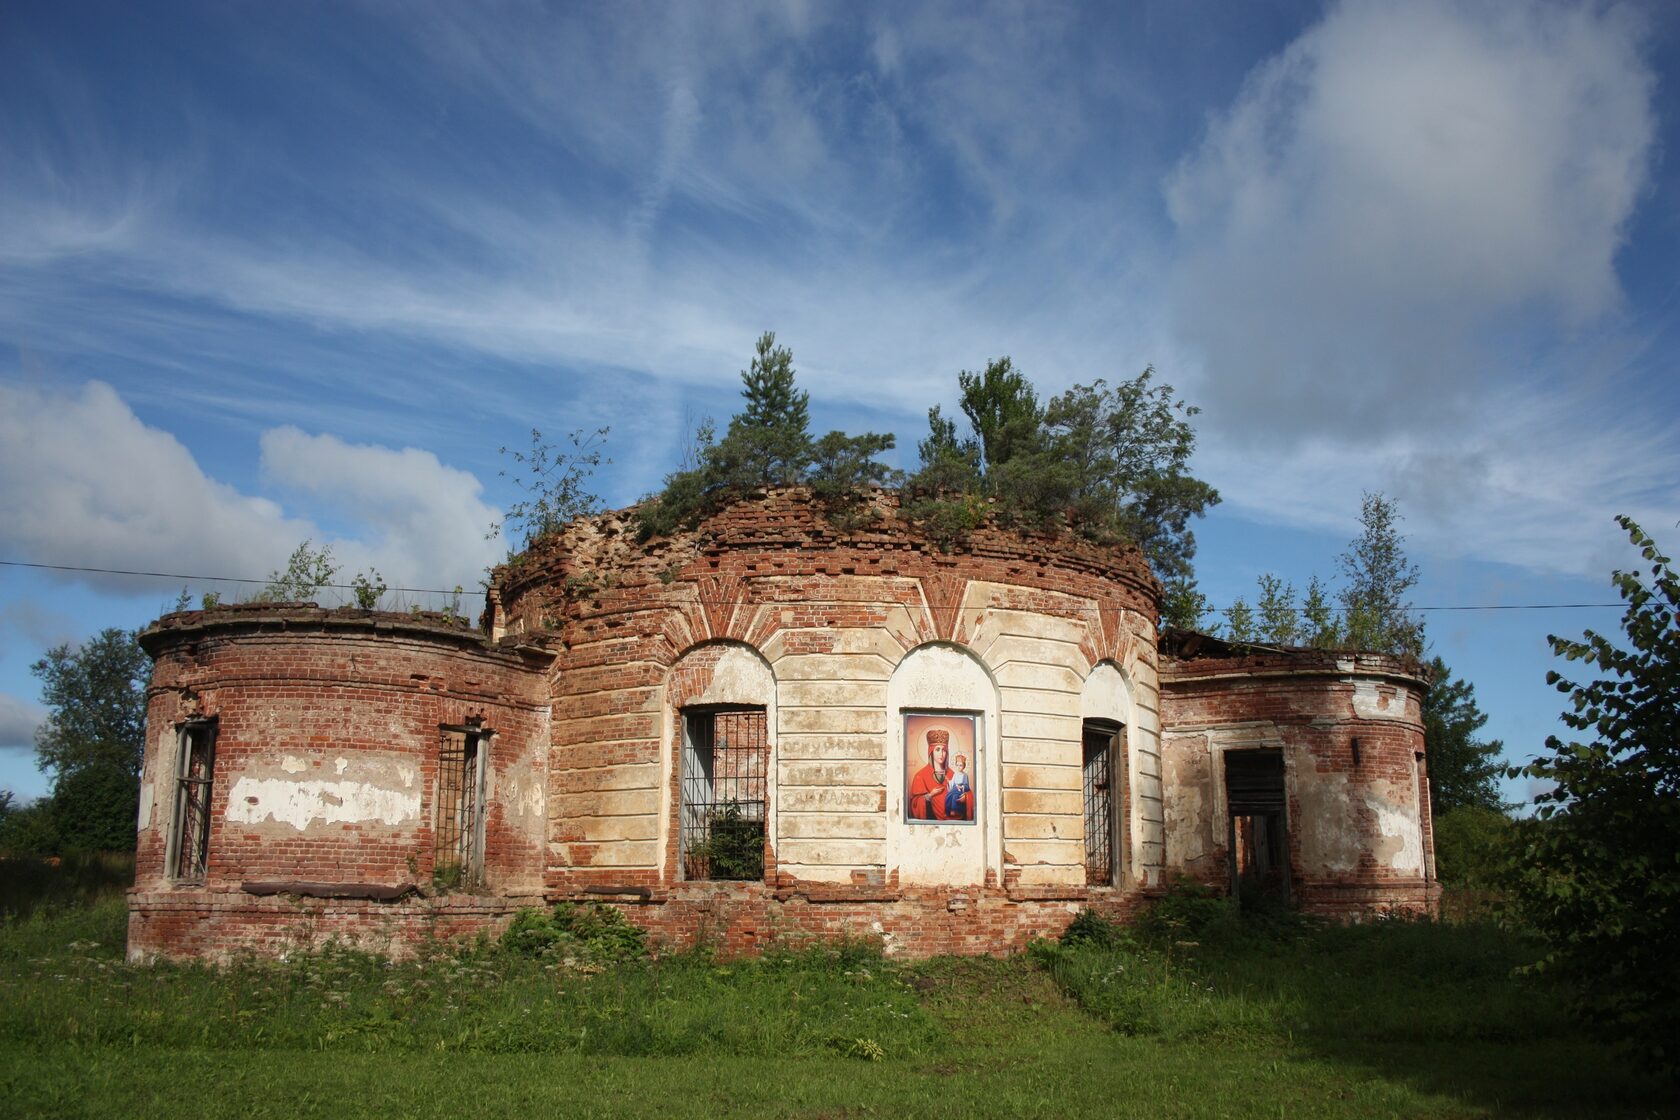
left=0, top=888, right=1671, bottom=1119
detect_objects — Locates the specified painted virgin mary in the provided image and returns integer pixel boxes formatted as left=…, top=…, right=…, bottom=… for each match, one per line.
left=908, top=727, right=972, bottom=821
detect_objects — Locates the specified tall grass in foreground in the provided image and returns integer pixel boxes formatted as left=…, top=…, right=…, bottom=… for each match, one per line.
left=0, top=852, right=133, bottom=920
left=1033, top=890, right=1572, bottom=1050
left=0, top=898, right=940, bottom=1059
left=2, top=876, right=1674, bottom=1118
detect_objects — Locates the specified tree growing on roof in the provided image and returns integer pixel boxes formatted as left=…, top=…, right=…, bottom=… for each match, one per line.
left=902, top=363, right=1221, bottom=591
left=639, top=333, right=897, bottom=539
left=493, top=427, right=609, bottom=550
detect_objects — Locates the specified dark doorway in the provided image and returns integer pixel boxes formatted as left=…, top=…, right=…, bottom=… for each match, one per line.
left=1224, top=749, right=1289, bottom=905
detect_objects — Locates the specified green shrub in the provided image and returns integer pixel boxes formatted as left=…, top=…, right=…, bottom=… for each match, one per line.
left=1060, top=908, right=1127, bottom=950
left=1133, top=880, right=1242, bottom=946
left=1433, top=805, right=1516, bottom=889
left=498, top=902, right=647, bottom=963
left=688, top=801, right=765, bottom=881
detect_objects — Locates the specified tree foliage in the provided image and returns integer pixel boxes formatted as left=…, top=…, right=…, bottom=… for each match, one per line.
left=0, top=792, right=58, bottom=856
left=29, top=628, right=149, bottom=853
left=254, top=540, right=340, bottom=603
left=1421, top=656, right=1504, bottom=813
left=1299, top=575, right=1336, bottom=648
left=636, top=342, right=1218, bottom=609
left=958, top=357, right=1042, bottom=471
left=1253, top=574, right=1298, bottom=645
left=494, top=427, right=609, bottom=549
left=903, top=363, right=1220, bottom=587
left=1222, top=597, right=1256, bottom=642
left=709, top=332, right=814, bottom=492
left=1511, top=516, right=1679, bottom=1074
left=1431, top=804, right=1517, bottom=888
left=808, top=430, right=898, bottom=529
left=1337, top=492, right=1424, bottom=656
left=1219, top=495, right=1422, bottom=652
left=1159, top=573, right=1211, bottom=632
left=638, top=334, right=896, bottom=539
left=1042, top=370, right=1220, bottom=584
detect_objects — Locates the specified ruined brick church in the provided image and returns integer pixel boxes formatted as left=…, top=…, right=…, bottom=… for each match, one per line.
left=129, top=491, right=1437, bottom=960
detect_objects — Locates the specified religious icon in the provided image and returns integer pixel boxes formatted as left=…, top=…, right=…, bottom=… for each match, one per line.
left=904, top=713, right=978, bottom=825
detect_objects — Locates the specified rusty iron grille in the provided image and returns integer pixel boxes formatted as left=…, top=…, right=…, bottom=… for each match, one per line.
left=681, top=708, right=768, bottom=881
left=435, top=728, right=485, bottom=885
left=1082, top=723, right=1117, bottom=886
left=171, top=722, right=216, bottom=881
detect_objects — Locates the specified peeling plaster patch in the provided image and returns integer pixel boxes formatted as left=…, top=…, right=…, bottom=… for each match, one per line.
left=396, top=765, right=416, bottom=788
left=514, top=777, right=543, bottom=820
left=225, top=777, right=421, bottom=830
left=137, top=782, right=152, bottom=829
left=335, top=757, right=349, bottom=775
left=1293, top=769, right=1360, bottom=873
left=1366, top=795, right=1423, bottom=872
left=695, top=645, right=775, bottom=707
left=1352, top=681, right=1400, bottom=720
left=281, top=756, right=307, bottom=774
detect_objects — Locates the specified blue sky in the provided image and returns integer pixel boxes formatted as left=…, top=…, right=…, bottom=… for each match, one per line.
left=2, top=0, right=1676, bottom=803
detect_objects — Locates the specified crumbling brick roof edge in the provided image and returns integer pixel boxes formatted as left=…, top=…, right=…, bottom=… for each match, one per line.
left=138, top=604, right=557, bottom=666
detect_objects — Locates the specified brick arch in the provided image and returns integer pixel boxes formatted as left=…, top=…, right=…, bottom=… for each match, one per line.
left=661, top=640, right=778, bottom=884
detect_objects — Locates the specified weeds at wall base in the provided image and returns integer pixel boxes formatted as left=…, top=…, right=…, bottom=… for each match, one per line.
left=2, top=874, right=1673, bottom=1116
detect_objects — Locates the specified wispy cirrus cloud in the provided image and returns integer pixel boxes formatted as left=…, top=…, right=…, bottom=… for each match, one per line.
left=0, top=0, right=1672, bottom=587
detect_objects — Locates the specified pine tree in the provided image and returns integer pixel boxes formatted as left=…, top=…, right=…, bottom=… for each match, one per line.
left=723, top=331, right=812, bottom=488
left=1422, top=656, right=1504, bottom=812
left=1337, top=492, right=1424, bottom=656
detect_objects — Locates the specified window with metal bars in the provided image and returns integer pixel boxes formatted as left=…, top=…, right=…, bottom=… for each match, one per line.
left=1082, top=721, right=1121, bottom=886
left=680, top=707, right=768, bottom=881
left=435, top=726, right=489, bottom=889
left=169, top=720, right=216, bottom=882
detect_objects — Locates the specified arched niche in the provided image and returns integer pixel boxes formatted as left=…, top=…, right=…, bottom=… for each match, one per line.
left=662, top=641, right=778, bottom=883
left=1081, top=660, right=1136, bottom=887
left=885, top=642, right=1001, bottom=887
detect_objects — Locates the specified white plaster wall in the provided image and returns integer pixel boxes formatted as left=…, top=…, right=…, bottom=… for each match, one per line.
left=885, top=643, right=1001, bottom=887
left=225, top=754, right=423, bottom=830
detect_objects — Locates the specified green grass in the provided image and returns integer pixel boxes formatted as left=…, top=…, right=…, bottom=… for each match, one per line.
left=0, top=886, right=1672, bottom=1118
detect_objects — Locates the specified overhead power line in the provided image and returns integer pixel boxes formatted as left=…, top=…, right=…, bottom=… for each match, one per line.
left=0, top=558, right=1627, bottom=614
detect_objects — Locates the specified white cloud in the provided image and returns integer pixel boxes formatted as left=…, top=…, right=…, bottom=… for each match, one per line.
left=0, top=693, right=44, bottom=755
left=1161, top=0, right=1674, bottom=578
left=1165, top=0, right=1655, bottom=437
left=0, top=381, right=501, bottom=601
left=0, top=380, right=306, bottom=589
left=258, top=428, right=503, bottom=592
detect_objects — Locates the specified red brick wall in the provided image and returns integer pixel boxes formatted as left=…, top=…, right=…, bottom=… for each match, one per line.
left=1160, top=650, right=1438, bottom=918
left=130, top=607, right=551, bottom=961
